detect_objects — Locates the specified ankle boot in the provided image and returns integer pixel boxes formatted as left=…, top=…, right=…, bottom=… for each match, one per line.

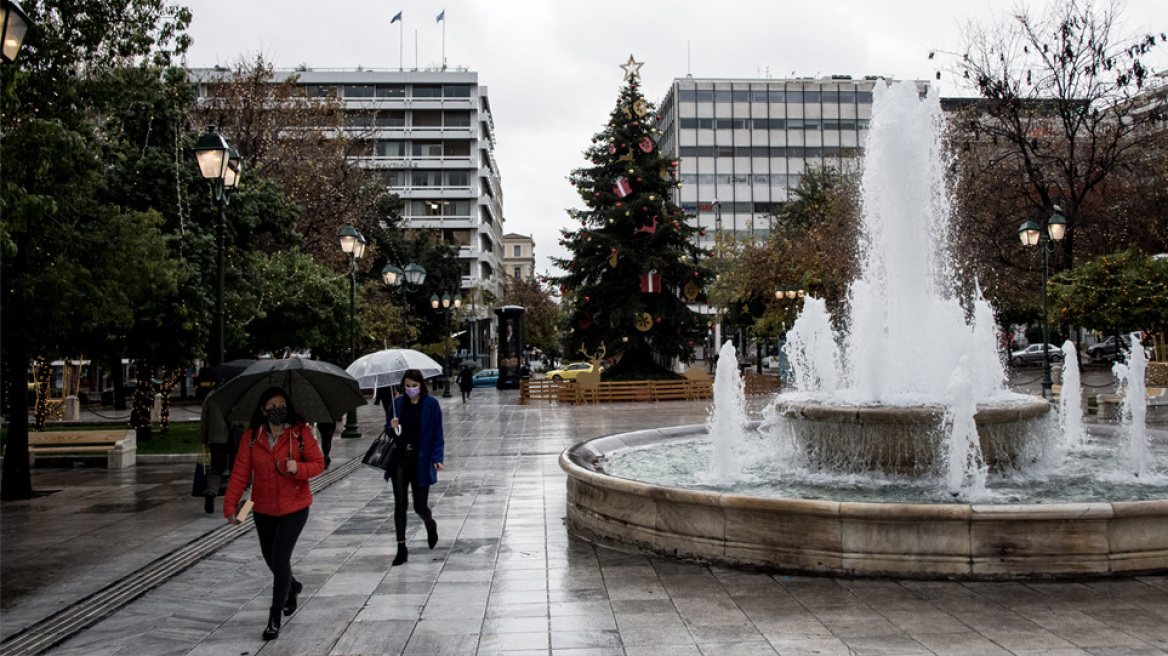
left=283, top=579, right=303, bottom=616
left=262, top=607, right=281, bottom=640
left=392, top=541, right=408, bottom=566
left=425, top=518, right=438, bottom=550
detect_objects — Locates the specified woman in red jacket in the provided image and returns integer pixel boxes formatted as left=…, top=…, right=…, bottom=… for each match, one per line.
left=223, top=386, right=325, bottom=641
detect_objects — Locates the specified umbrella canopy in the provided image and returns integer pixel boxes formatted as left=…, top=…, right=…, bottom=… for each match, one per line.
left=205, top=357, right=366, bottom=423
left=195, top=358, right=257, bottom=400
left=346, top=349, right=442, bottom=388
left=459, top=359, right=479, bottom=369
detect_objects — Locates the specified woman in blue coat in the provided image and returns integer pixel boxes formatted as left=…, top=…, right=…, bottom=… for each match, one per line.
left=385, top=369, right=444, bottom=566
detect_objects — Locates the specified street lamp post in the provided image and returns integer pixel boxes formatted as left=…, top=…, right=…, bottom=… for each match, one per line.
left=339, top=224, right=367, bottom=438
left=382, top=262, right=427, bottom=344
left=194, top=126, right=242, bottom=366
left=431, top=292, right=462, bottom=399
left=1018, top=208, right=1067, bottom=401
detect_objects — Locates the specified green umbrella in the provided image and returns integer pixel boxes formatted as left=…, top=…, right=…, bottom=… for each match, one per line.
left=205, top=357, right=367, bottom=424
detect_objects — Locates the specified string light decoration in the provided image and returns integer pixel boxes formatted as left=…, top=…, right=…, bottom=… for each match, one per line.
left=33, top=356, right=51, bottom=431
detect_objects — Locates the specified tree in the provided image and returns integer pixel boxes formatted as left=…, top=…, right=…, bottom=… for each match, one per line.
left=1049, top=247, right=1168, bottom=336
left=952, top=0, right=1166, bottom=273
left=1, top=0, right=193, bottom=499
left=551, top=59, right=710, bottom=377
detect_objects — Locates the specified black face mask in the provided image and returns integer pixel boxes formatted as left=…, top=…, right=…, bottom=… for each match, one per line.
left=265, top=406, right=289, bottom=425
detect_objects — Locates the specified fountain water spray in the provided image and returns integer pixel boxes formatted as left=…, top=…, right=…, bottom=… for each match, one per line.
left=709, top=340, right=748, bottom=480
left=944, top=356, right=987, bottom=496
left=1113, top=334, right=1149, bottom=478
left=1059, top=340, right=1084, bottom=450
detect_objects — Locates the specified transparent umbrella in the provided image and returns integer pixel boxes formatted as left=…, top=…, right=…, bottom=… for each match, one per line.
left=345, top=349, right=443, bottom=388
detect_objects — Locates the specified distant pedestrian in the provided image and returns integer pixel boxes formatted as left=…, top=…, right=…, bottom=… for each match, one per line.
left=223, top=387, right=325, bottom=641
left=316, top=422, right=336, bottom=468
left=456, top=365, right=474, bottom=402
left=385, top=369, right=444, bottom=566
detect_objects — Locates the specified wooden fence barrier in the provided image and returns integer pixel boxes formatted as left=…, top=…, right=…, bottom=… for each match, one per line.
left=518, top=372, right=780, bottom=405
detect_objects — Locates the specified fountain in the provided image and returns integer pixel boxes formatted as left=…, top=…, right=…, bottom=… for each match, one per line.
left=561, top=81, right=1168, bottom=579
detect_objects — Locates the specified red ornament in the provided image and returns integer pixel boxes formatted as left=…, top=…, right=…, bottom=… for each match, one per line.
left=700, top=230, right=706, bottom=236
left=611, top=248, right=617, bottom=253
left=656, top=317, right=662, bottom=323
left=608, top=145, right=616, bottom=155
left=594, top=192, right=600, bottom=197
left=643, top=207, right=648, bottom=211
left=636, top=177, right=642, bottom=182
left=673, top=222, right=679, bottom=228
left=695, top=271, right=700, bottom=277
left=616, top=202, right=622, bottom=207
left=585, top=296, right=590, bottom=302
left=570, top=180, right=576, bottom=186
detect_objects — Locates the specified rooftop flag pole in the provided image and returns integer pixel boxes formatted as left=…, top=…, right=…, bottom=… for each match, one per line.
left=437, top=9, right=446, bottom=70
left=391, top=11, right=403, bottom=71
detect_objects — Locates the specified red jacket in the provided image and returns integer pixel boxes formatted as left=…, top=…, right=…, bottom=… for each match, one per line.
left=223, top=422, right=326, bottom=518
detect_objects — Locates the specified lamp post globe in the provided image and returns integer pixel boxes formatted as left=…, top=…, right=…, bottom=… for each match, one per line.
left=0, top=0, right=32, bottom=64
left=1018, top=209, right=1067, bottom=400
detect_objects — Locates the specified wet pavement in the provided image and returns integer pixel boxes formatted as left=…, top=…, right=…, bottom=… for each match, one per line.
left=2, top=386, right=1167, bottom=656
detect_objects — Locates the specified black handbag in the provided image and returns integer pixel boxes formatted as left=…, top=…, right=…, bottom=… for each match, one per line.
left=361, top=430, right=396, bottom=471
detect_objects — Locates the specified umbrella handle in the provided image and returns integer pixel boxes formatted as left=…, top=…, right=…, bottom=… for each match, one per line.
left=390, top=395, right=402, bottom=436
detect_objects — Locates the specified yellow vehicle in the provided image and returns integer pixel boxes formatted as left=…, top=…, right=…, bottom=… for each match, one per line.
left=545, top=362, right=602, bottom=380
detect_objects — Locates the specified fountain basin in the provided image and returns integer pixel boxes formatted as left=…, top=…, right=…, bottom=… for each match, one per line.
left=777, top=397, right=1052, bottom=475
left=561, top=425, right=1168, bottom=579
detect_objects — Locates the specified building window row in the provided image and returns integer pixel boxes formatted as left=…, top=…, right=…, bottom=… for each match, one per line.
left=678, top=118, right=869, bottom=131
left=681, top=173, right=805, bottom=188
left=365, top=140, right=472, bottom=158
left=347, top=110, right=472, bottom=128
left=374, top=169, right=473, bottom=188
left=676, top=88, right=874, bottom=104
left=678, top=145, right=861, bottom=159
left=304, top=83, right=473, bottom=99
left=408, top=199, right=473, bottom=217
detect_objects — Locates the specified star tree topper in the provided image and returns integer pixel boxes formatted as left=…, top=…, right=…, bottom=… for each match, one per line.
left=620, top=54, right=643, bottom=81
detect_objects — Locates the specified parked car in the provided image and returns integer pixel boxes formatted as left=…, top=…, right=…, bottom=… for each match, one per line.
left=545, top=362, right=602, bottom=380
left=101, top=379, right=162, bottom=406
left=472, top=368, right=499, bottom=387
left=1009, top=344, right=1063, bottom=367
left=1083, top=335, right=1154, bottom=363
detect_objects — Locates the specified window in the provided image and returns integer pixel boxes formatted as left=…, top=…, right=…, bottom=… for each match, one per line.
left=714, top=90, right=732, bottom=102
left=839, top=90, right=856, bottom=103
left=787, top=118, right=804, bottom=130
left=444, top=141, right=470, bottom=157
left=411, top=170, right=442, bottom=186
left=413, top=110, right=443, bottom=127
left=445, top=170, right=470, bottom=187
left=715, top=145, right=734, bottom=158
left=376, top=85, right=405, bottom=98
left=804, top=90, right=821, bottom=103
left=821, top=89, right=838, bottom=103
left=768, top=90, right=786, bottom=103
left=857, top=91, right=873, bottom=103
left=342, top=85, right=374, bottom=98
left=378, top=170, right=406, bottom=186
left=412, top=85, right=443, bottom=98
left=513, top=245, right=522, bottom=257
left=376, top=110, right=406, bottom=127
left=752, top=90, right=769, bottom=103
left=444, top=111, right=471, bottom=127
left=787, top=90, right=804, bottom=103
left=376, top=141, right=405, bottom=157
left=444, top=85, right=471, bottom=98
left=678, top=89, right=697, bottom=102
left=695, top=89, right=714, bottom=102
left=411, top=141, right=443, bottom=157
left=732, top=90, right=750, bottom=102
left=305, top=84, right=336, bottom=98
left=513, top=267, right=521, bottom=278
left=680, top=118, right=698, bottom=129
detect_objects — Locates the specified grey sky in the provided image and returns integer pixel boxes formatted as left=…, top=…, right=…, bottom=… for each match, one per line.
left=178, top=0, right=1166, bottom=274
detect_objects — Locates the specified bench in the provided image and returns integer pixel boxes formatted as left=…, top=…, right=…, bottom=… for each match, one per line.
left=28, top=429, right=137, bottom=468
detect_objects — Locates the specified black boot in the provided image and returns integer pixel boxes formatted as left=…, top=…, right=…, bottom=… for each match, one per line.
left=283, top=579, right=303, bottom=616
left=262, top=607, right=281, bottom=640
left=203, top=492, right=215, bottom=514
left=425, top=518, right=438, bottom=550
left=392, top=541, right=408, bottom=566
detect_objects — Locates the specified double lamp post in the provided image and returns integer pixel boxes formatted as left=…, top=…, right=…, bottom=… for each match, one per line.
left=193, top=126, right=243, bottom=367
left=1018, top=208, right=1066, bottom=401
left=338, top=225, right=368, bottom=438
left=431, top=292, right=462, bottom=399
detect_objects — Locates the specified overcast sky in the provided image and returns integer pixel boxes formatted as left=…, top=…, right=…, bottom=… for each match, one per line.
left=178, top=0, right=1166, bottom=274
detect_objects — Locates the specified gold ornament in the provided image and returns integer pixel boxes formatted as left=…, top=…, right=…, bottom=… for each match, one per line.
left=618, top=149, right=634, bottom=162
left=635, top=312, right=653, bottom=331
left=684, top=281, right=700, bottom=301
left=609, top=251, right=618, bottom=267
left=659, top=166, right=668, bottom=180
left=622, top=106, right=632, bottom=119
left=648, top=195, right=655, bottom=200
left=633, top=99, right=647, bottom=116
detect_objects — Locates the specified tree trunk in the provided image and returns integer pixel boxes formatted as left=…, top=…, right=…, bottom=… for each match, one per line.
left=112, top=355, right=127, bottom=411
left=131, top=361, right=152, bottom=443
left=2, top=348, right=34, bottom=500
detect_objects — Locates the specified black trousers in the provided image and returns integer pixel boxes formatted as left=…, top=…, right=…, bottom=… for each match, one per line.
left=253, top=507, right=309, bottom=611
left=389, top=459, right=432, bottom=542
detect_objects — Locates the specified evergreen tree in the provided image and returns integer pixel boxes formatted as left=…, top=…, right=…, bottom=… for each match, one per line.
left=551, top=57, right=710, bottom=377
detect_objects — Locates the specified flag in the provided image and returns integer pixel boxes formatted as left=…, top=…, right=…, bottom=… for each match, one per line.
left=391, top=11, right=402, bottom=23
left=436, top=9, right=445, bottom=22
left=613, top=177, right=632, bottom=198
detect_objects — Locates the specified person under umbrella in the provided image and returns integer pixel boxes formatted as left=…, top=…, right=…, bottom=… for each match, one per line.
left=456, top=364, right=474, bottom=402
left=223, top=386, right=326, bottom=641
left=385, top=369, right=444, bottom=566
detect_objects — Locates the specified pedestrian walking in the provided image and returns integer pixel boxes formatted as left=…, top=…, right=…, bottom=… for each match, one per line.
left=385, top=369, right=444, bottom=566
left=223, top=386, right=326, bottom=641
left=456, top=365, right=474, bottom=402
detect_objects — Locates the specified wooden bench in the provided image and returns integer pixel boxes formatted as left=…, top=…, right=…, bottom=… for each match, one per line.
left=28, top=429, right=137, bottom=468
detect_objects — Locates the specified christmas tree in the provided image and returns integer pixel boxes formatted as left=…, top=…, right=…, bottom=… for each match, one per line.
left=551, top=56, right=710, bottom=377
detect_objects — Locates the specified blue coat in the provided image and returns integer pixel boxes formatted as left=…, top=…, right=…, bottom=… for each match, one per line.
left=385, top=394, right=445, bottom=486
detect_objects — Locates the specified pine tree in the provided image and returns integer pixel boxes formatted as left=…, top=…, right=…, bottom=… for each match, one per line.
left=551, top=57, right=710, bottom=377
